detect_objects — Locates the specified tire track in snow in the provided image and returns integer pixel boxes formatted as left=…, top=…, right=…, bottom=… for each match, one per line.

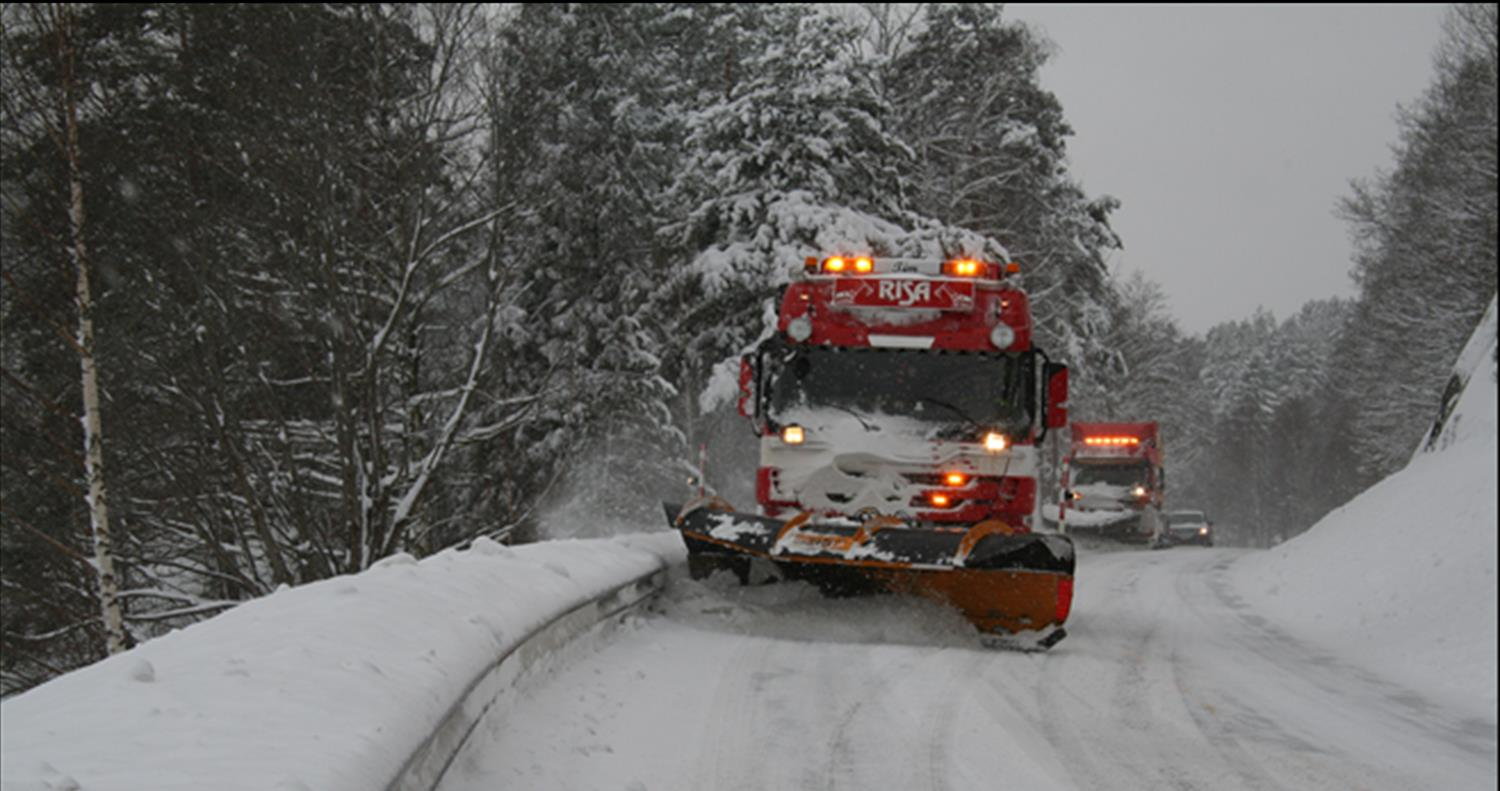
left=1032, top=549, right=1226, bottom=790
left=817, top=646, right=924, bottom=791
left=1195, top=553, right=1496, bottom=789
left=1032, top=553, right=1159, bottom=790
left=1164, top=551, right=1291, bottom=791
left=821, top=694, right=867, bottom=790
left=691, top=634, right=777, bottom=791
left=1209, top=555, right=1497, bottom=761
left=920, top=650, right=983, bottom=791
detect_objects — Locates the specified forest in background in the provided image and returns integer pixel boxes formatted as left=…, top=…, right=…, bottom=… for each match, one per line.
left=1, top=3, right=1494, bottom=694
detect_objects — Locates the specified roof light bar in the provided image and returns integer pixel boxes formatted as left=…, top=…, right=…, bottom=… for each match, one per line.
left=805, top=255, right=879, bottom=275
left=800, top=256, right=1014, bottom=278
left=1083, top=436, right=1141, bottom=446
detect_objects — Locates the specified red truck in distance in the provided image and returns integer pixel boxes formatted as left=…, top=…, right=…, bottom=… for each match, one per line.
left=1059, top=421, right=1167, bottom=546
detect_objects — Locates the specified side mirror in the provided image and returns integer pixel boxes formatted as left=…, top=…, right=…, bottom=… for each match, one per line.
left=736, top=355, right=757, bottom=420
left=1044, top=363, right=1069, bottom=429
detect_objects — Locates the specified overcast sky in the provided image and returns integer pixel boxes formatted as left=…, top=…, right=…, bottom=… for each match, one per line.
left=1003, top=3, right=1448, bottom=334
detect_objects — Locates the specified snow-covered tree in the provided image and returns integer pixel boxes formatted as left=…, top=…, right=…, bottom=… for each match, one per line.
left=1092, top=272, right=1208, bottom=493
left=1337, top=2, right=1497, bottom=479
left=478, top=3, right=685, bottom=533
left=660, top=3, right=915, bottom=374
left=882, top=3, right=1123, bottom=419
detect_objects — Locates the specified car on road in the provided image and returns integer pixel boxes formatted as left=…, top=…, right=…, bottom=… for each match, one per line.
left=1166, top=510, right=1214, bottom=546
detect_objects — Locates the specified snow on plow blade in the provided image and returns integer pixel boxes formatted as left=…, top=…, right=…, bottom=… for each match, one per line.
left=664, top=502, right=1075, bottom=645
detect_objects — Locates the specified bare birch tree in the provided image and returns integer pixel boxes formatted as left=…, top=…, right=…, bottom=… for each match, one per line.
left=13, top=3, right=130, bottom=655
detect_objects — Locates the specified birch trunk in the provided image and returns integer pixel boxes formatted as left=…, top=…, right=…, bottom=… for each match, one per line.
left=57, top=3, right=127, bottom=655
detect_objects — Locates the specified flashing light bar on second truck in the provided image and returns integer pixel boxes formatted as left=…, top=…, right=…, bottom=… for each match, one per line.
left=1082, top=436, right=1141, bottom=447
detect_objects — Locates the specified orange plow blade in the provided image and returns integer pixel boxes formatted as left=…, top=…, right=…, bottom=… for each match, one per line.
left=665, top=501, right=1075, bottom=648
left=869, top=566, right=1072, bottom=636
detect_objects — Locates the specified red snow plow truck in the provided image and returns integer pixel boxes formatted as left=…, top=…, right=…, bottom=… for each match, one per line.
left=1058, top=421, right=1167, bottom=546
left=666, top=254, right=1075, bottom=648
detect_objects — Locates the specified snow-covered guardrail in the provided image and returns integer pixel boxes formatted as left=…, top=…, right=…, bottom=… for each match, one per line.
left=0, top=532, right=685, bottom=791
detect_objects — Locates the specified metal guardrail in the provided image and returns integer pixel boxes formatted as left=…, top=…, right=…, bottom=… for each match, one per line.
left=385, top=564, right=674, bottom=791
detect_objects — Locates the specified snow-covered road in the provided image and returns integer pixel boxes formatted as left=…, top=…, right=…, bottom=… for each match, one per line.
left=438, top=545, right=1495, bottom=791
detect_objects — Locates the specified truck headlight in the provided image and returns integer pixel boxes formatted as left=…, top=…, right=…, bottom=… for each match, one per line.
left=1131, top=485, right=1147, bottom=497
left=787, top=316, right=812, bottom=342
left=983, top=432, right=1009, bottom=452
left=989, top=324, right=1015, bottom=349
left=781, top=425, right=805, bottom=445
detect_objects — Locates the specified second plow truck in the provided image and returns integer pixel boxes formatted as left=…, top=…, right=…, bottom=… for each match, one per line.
left=667, top=254, right=1076, bottom=648
left=1058, top=421, right=1167, bottom=545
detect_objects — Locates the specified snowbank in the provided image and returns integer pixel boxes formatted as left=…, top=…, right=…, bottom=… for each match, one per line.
left=1230, top=300, right=1497, bottom=719
left=0, top=532, right=684, bottom=791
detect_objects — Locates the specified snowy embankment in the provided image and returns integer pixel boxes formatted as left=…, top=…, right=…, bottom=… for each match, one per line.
left=1230, top=299, right=1498, bottom=720
left=0, top=532, right=684, bottom=791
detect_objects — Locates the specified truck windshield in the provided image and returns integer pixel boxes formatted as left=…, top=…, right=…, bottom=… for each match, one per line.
left=765, top=347, right=1032, bottom=434
left=1071, top=463, right=1148, bottom=487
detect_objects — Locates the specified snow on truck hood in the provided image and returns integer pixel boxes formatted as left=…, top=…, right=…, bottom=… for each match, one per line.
left=1071, top=482, right=1135, bottom=499
left=763, top=409, right=1035, bottom=514
left=776, top=407, right=968, bottom=450
left=1059, top=508, right=1137, bottom=528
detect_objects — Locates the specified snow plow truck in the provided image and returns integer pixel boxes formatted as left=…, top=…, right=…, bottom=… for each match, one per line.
left=665, top=254, right=1075, bottom=648
left=1058, top=421, right=1167, bottom=546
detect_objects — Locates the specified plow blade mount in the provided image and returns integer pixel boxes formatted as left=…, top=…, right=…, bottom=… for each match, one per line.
left=665, top=502, right=1075, bottom=644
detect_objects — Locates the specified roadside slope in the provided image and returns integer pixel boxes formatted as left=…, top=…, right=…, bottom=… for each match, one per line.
left=1230, top=299, right=1497, bottom=719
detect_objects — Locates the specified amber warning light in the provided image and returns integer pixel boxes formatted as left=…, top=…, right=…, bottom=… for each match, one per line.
left=806, top=256, right=876, bottom=275
left=946, top=259, right=982, bottom=277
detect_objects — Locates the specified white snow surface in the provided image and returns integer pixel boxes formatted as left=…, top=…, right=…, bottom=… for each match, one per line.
left=3, top=309, right=1495, bottom=791
left=0, top=532, right=684, bottom=791
left=439, top=548, right=1495, bottom=791
left=1229, top=304, right=1498, bottom=720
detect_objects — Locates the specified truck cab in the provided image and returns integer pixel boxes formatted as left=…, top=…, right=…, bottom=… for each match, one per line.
left=669, top=253, right=1077, bottom=643
left=738, top=256, right=1068, bottom=533
left=1059, top=422, right=1167, bottom=545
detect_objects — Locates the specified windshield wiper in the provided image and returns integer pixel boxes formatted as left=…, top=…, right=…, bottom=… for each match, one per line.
left=823, top=404, right=878, bottom=432
left=916, top=396, right=983, bottom=431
